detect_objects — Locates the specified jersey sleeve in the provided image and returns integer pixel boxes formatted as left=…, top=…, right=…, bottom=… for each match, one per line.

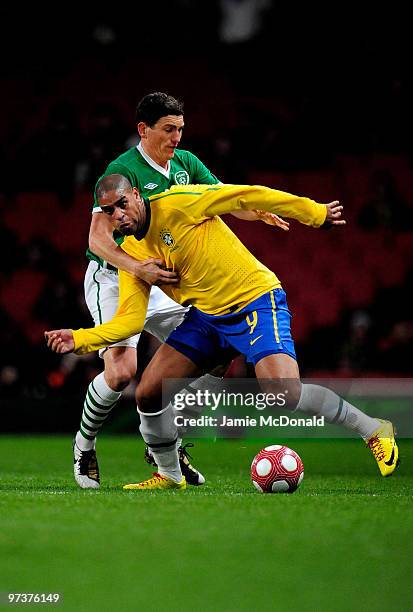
left=72, top=271, right=150, bottom=354
left=186, top=151, right=220, bottom=185
left=187, top=184, right=327, bottom=228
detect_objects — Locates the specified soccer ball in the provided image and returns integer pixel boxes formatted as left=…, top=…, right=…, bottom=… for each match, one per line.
left=251, top=445, right=304, bottom=493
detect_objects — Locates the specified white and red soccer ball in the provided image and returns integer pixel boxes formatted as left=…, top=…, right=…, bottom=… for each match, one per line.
left=251, top=445, right=304, bottom=493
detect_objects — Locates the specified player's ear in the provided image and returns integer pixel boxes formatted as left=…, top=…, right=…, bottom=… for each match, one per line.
left=137, top=122, right=147, bottom=138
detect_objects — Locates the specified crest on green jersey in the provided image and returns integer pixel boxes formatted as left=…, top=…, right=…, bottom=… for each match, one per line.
left=174, top=170, right=189, bottom=185
left=160, top=228, right=178, bottom=251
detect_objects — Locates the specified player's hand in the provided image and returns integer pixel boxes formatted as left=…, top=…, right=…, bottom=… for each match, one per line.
left=254, top=210, right=290, bottom=231
left=44, top=329, right=75, bottom=353
left=322, top=201, right=346, bottom=228
left=134, top=258, right=179, bottom=286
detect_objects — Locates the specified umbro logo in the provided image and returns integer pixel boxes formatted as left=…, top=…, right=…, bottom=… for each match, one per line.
left=144, top=182, right=158, bottom=190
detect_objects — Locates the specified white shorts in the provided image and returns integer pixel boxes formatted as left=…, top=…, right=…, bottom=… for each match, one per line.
left=84, top=260, right=188, bottom=355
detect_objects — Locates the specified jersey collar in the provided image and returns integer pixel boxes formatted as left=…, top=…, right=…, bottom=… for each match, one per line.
left=134, top=198, right=151, bottom=241
left=137, top=141, right=170, bottom=179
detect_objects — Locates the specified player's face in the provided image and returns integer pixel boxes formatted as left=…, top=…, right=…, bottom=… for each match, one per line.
left=138, top=115, right=184, bottom=166
left=100, top=187, right=143, bottom=235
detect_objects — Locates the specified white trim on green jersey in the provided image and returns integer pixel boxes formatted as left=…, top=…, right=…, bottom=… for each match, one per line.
left=137, top=142, right=170, bottom=179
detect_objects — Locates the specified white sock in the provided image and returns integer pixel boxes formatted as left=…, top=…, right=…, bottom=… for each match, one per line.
left=297, top=383, right=380, bottom=439
left=138, top=405, right=181, bottom=481
left=76, top=372, right=122, bottom=451
left=151, top=445, right=182, bottom=483
left=146, top=438, right=182, bottom=457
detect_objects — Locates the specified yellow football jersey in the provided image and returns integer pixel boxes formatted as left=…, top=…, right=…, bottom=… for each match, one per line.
left=73, top=184, right=327, bottom=354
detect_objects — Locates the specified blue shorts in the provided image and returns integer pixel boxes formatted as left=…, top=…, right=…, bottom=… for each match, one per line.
left=166, top=288, right=296, bottom=368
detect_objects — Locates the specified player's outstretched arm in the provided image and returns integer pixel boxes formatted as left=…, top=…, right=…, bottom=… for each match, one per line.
left=320, top=201, right=346, bottom=228
left=44, top=329, right=75, bottom=354
left=89, top=213, right=179, bottom=285
left=194, top=184, right=330, bottom=227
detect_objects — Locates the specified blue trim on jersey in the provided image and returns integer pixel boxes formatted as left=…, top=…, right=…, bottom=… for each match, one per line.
left=166, top=289, right=296, bottom=367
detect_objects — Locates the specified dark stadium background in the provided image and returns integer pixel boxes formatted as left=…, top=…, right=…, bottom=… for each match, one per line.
left=1, top=4, right=412, bottom=431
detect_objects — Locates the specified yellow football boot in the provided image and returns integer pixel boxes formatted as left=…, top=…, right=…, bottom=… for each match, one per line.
left=123, top=472, right=186, bottom=491
left=366, top=420, right=399, bottom=477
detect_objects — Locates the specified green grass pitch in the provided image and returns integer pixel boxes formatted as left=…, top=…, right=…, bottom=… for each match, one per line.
left=1, top=436, right=412, bottom=611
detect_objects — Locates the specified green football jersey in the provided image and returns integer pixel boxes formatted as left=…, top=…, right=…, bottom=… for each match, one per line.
left=87, top=144, right=219, bottom=265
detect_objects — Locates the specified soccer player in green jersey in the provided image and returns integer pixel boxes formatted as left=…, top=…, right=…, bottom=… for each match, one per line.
left=77, top=92, right=287, bottom=489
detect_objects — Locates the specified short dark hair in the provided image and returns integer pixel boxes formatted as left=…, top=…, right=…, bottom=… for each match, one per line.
left=135, top=92, right=184, bottom=126
left=96, top=174, right=132, bottom=201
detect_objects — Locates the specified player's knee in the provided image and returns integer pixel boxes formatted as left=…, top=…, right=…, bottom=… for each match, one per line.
left=136, top=384, right=161, bottom=414
left=105, top=362, right=136, bottom=391
left=260, top=378, right=301, bottom=411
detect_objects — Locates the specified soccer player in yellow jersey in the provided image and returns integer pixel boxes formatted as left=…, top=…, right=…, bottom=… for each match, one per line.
left=46, top=175, right=399, bottom=489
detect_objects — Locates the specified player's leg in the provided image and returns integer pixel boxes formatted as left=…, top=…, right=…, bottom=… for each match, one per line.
left=226, top=288, right=399, bottom=476
left=143, top=294, right=229, bottom=484
left=124, top=307, right=220, bottom=490
left=145, top=291, right=227, bottom=427
left=254, top=351, right=379, bottom=436
left=238, top=289, right=385, bottom=437
left=74, top=262, right=139, bottom=488
left=75, top=346, right=136, bottom=447
left=124, top=343, right=201, bottom=490
left=255, top=353, right=399, bottom=475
